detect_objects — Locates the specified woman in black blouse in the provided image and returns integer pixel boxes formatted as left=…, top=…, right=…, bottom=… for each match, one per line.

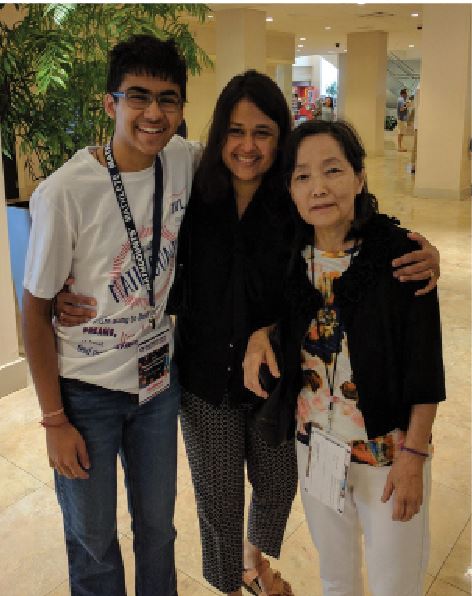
left=55, top=74, right=441, bottom=596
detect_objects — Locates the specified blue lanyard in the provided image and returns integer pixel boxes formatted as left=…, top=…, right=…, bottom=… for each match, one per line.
left=103, top=141, right=163, bottom=328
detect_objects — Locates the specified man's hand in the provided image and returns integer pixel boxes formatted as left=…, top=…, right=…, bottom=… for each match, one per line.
left=392, top=232, right=440, bottom=296
left=243, top=326, right=280, bottom=399
left=55, top=277, right=97, bottom=326
left=46, top=418, right=90, bottom=480
left=381, top=451, right=425, bottom=521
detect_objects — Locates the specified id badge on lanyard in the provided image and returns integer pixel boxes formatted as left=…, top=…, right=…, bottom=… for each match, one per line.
left=138, top=321, right=171, bottom=405
left=304, top=427, right=351, bottom=514
left=104, top=141, right=171, bottom=405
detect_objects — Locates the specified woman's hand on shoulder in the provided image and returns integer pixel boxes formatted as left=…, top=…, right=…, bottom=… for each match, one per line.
left=243, top=326, right=280, bottom=399
left=391, top=231, right=440, bottom=296
left=54, top=277, right=97, bottom=326
left=381, top=450, right=426, bottom=521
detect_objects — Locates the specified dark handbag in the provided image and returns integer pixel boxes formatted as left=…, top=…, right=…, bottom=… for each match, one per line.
left=257, top=325, right=283, bottom=395
left=252, top=325, right=296, bottom=446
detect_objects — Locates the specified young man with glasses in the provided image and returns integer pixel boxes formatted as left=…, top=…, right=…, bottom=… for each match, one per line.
left=22, top=35, right=201, bottom=596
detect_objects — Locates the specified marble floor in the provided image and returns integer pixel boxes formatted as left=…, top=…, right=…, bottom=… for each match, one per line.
left=1, top=138, right=470, bottom=595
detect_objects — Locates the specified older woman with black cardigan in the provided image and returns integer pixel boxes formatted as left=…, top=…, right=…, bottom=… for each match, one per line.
left=243, top=120, right=446, bottom=596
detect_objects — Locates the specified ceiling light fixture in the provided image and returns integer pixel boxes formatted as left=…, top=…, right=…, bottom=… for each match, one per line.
left=411, top=13, right=419, bottom=17
left=325, top=26, right=332, bottom=30
left=300, top=37, right=306, bottom=41
left=298, top=44, right=304, bottom=48
left=266, top=16, right=273, bottom=22
left=409, top=44, right=415, bottom=48
left=207, top=15, right=214, bottom=19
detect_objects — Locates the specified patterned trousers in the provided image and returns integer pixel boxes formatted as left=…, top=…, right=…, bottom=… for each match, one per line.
left=180, top=390, right=298, bottom=593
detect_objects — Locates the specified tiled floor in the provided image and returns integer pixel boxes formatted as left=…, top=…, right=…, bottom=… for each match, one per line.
left=1, top=138, right=470, bottom=595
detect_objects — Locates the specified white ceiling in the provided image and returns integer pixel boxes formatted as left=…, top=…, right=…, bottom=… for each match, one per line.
left=206, top=3, right=425, bottom=59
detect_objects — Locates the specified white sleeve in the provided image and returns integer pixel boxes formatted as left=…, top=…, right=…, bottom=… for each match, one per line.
left=185, top=140, right=203, bottom=175
left=23, top=183, right=76, bottom=299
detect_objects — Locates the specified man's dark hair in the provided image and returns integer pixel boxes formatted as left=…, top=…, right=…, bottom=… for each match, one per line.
left=195, top=69, right=292, bottom=202
left=106, top=34, right=187, bottom=101
left=283, top=119, right=378, bottom=244
left=400, top=88, right=408, bottom=96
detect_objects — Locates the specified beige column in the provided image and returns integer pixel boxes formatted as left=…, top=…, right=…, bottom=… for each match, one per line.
left=275, top=64, right=293, bottom=110
left=310, top=56, right=322, bottom=94
left=344, top=31, right=388, bottom=156
left=414, top=5, right=471, bottom=200
left=0, top=134, right=27, bottom=397
left=267, top=31, right=295, bottom=109
left=185, top=24, right=217, bottom=143
left=215, top=8, right=266, bottom=92
left=336, top=52, right=347, bottom=119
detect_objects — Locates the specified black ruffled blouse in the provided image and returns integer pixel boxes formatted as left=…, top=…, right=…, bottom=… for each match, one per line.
left=169, top=180, right=294, bottom=407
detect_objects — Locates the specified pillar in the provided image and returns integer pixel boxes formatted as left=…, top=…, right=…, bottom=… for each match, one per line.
left=414, top=5, right=471, bottom=200
left=267, top=30, right=295, bottom=109
left=215, top=8, right=266, bottom=93
left=344, top=31, right=388, bottom=156
left=275, top=64, right=293, bottom=110
left=337, top=52, right=347, bottom=119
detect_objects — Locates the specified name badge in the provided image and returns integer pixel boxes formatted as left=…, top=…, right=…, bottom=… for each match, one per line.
left=137, top=323, right=171, bottom=405
left=304, top=427, right=351, bottom=514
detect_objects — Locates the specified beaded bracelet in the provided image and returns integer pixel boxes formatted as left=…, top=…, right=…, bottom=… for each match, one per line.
left=400, top=445, right=429, bottom=458
left=40, top=419, right=68, bottom=429
left=42, top=407, right=64, bottom=419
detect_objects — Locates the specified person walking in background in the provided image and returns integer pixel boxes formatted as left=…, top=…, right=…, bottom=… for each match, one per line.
left=397, top=88, right=409, bottom=152
left=321, top=96, right=335, bottom=122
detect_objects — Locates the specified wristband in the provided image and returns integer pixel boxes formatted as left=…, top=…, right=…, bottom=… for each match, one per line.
left=400, top=445, right=429, bottom=458
left=42, top=407, right=64, bottom=419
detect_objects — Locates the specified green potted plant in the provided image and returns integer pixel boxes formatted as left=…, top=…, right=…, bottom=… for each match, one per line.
left=1, top=3, right=212, bottom=181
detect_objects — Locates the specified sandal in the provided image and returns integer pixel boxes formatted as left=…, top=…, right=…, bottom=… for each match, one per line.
left=242, top=557, right=293, bottom=596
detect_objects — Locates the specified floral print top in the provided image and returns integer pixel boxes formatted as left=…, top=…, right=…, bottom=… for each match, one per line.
left=296, top=245, right=405, bottom=466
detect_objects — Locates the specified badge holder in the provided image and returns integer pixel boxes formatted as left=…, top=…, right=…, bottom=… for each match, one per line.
left=304, top=427, right=351, bottom=514
left=138, top=321, right=171, bottom=405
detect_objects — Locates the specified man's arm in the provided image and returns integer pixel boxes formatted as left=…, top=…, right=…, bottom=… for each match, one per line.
left=392, top=232, right=440, bottom=296
left=23, top=290, right=90, bottom=479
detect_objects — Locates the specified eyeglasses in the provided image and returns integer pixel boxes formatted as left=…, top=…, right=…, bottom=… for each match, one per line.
left=112, top=89, right=183, bottom=113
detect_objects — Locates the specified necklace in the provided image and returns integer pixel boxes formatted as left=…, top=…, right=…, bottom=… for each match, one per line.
left=309, top=244, right=357, bottom=431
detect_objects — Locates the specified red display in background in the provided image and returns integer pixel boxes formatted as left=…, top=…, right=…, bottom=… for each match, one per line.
left=292, top=85, right=319, bottom=103
left=292, top=85, right=320, bottom=120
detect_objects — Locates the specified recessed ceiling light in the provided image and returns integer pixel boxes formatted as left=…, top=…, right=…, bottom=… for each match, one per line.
left=298, top=44, right=304, bottom=48
left=325, top=26, right=332, bottom=30
left=300, top=37, right=306, bottom=41
left=207, top=15, right=214, bottom=19
left=266, top=16, right=273, bottom=22
left=411, top=13, right=419, bottom=17
left=343, top=49, right=347, bottom=52
left=409, top=44, right=415, bottom=48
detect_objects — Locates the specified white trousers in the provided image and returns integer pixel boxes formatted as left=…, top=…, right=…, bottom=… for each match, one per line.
left=297, top=441, right=431, bottom=596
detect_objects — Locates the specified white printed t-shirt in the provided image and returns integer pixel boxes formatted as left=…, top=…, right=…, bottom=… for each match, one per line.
left=24, top=135, right=202, bottom=393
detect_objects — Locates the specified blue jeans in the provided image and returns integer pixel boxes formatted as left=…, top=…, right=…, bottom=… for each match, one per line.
left=55, top=368, right=180, bottom=596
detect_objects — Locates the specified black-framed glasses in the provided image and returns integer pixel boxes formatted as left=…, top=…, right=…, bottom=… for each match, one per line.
left=112, top=89, right=182, bottom=113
